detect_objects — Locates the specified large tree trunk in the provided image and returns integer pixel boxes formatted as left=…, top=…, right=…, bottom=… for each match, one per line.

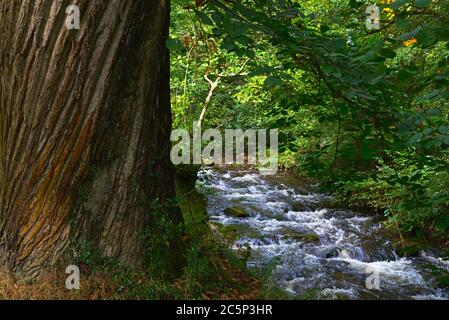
left=0, top=0, right=183, bottom=278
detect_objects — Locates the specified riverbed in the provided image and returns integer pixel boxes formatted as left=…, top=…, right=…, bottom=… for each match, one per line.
left=197, top=167, right=449, bottom=300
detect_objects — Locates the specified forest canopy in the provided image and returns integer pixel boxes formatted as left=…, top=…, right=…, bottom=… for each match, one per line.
left=170, top=0, right=449, bottom=243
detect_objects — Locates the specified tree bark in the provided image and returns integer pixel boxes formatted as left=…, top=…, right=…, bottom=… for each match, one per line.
left=0, top=0, right=183, bottom=278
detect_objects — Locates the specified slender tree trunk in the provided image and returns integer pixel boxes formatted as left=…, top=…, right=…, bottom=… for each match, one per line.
left=0, top=0, right=183, bottom=278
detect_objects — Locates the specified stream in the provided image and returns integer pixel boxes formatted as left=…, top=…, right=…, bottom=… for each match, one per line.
left=197, top=167, right=449, bottom=300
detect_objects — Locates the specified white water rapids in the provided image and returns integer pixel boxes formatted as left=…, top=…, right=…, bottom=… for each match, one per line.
left=197, top=167, right=449, bottom=300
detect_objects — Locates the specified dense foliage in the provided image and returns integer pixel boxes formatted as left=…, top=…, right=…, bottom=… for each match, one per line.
left=169, top=0, right=449, bottom=249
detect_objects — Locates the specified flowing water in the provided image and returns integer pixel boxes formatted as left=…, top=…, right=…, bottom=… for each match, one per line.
left=197, top=167, right=449, bottom=300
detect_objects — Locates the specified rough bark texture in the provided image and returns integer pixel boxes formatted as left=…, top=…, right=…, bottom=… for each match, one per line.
left=0, top=0, right=182, bottom=278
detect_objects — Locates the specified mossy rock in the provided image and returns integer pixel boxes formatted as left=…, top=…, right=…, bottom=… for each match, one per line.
left=282, top=228, right=320, bottom=243
left=212, top=222, right=261, bottom=243
left=224, top=206, right=250, bottom=218
left=292, top=233, right=320, bottom=243
left=292, top=202, right=309, bottom=212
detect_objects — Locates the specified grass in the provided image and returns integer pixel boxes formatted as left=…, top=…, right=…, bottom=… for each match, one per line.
left=0, top=240, right=262, bottom=300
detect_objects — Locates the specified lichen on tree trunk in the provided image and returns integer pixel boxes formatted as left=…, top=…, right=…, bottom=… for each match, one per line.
left=0, top=0, right=184, bottom=279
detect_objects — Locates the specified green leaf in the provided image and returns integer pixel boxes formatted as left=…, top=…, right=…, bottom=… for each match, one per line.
left=264, top=76, right=283, bottom=87
left=397, top=70, right=413, bottom=81
left=443, top=135, right=449, bottom=146
left=166, top=37, right=180, bottom=51
left=392, top=0, right=408, bottom=10
left=417, top=29, right=437, bottom=47
left=414, top=0, right=432, bottom=8
left=234, top=22, right=250, bottom=36
left=438, top=126, right=448, bottom=134
left=221, top=41, right=235, bottom=51
left=436, top=215, right=449, bottom=230
left=222, top=15, right=234, bottom=34
left=197, top=12, right=214, bottom=25
left=320, top=25, right=330, bottom=33
left=436, top=27, right=449, bottom=41
left=291, top=17, right=302, bottom=25
left=380, top=48, right=396, bottom=59
left=408, top=132, right=423, bottom=145
left=396, top=17, right=409, bottom=29
left=349, top=0, right=362, bottom=8
left=409, top=172, right=423, bottom=182
left=397, top=27, right=421, bottom=41
left=435, top=71, right=449, bottom=80
left=327, top=38, right=346, bottom=50
left=422, top=128, right=433, bottom=135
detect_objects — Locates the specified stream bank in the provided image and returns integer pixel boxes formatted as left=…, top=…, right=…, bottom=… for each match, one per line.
left=197, top=166, right=449, bottom=300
